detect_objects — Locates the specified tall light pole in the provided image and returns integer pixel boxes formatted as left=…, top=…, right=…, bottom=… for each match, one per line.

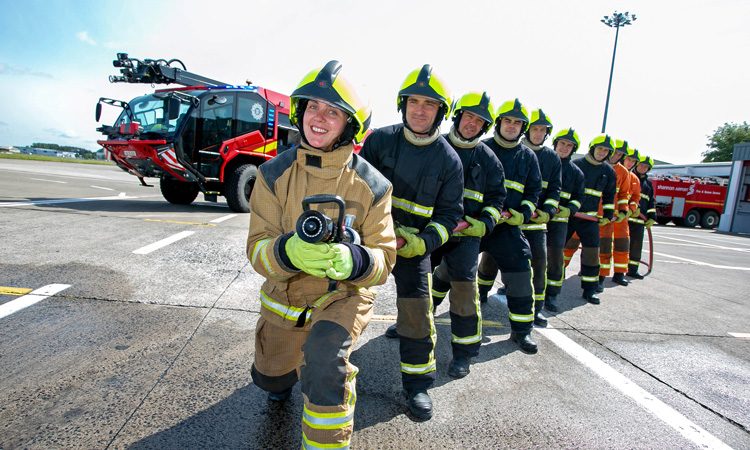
left=600, top=11, right=636, bottom=133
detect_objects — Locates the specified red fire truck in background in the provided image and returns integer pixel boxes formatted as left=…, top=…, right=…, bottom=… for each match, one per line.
left=651, top=176, right=728, bottom=228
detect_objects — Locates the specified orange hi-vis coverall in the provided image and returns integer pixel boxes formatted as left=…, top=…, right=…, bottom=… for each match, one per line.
left=599, top=162, right=631, bottom=277
left=247, top=143, right=396, bottom=449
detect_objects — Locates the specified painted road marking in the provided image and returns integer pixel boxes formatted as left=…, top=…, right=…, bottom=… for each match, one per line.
left=0, top=286, right=33, bottom=296
left=0, top=193, right=138, bottom=207
left=144, top=219, right=216, bottom=227
left=30, top=177, right=67, bottom=184
left=90, top=185, right=115, bottom=191
left=537, top=327, right=732, bottom=450
left=656, top=235, right=750, bottom=253
left=371, top=314, right=506, bottom=329
left=133, top=231, right=195, bottom=255
left=728, top=332, right=750, bottom=339
left=210, top=214, right=238, bottom=223
left=654, top=252, right=750, bottom=271
left=0, top=284, right=71, bottom=319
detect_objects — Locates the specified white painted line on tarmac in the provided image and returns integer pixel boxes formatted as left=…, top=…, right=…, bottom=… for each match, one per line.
left=653, top=251, right=750, bottom=271
left=132, top=231, right=195, bottom=255
left=538, top=327, right=732, bottom=450
left=0, top=284, right=71, bottom=319
left=210, top=214, right=238, bottom=223
left=728, top=332, right=750, bottom=339
left=30, top=177, right=67, bottom=184
left=656, top=235, right=750, bottom=253
left=0, top=194, right=138, bottom=207
left=90, top=185, right=115, bottom=191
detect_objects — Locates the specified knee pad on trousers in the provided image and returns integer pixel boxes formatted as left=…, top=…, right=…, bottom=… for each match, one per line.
left=301, top=320, right=352, bottom=406
left=582, top=247, right=600, bottom=266
left=614, top=237, right=630, bottom=252
left=449, top=281, right=478, bottom=317
left=477, top=252, right=498, bottom=278
left=252, top=364, right=298, bottom=394
left=599, top=237, right=613, bottom=255
left=500, top=271, right=533, bottom=298
left=397, top=297, right=433, bottom=339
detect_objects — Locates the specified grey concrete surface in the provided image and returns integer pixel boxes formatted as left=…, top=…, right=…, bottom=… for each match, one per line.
left=0, top=160, right=749, bottom=449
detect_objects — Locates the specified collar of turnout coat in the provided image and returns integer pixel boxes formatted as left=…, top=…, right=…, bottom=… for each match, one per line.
left=297, top=141, right=355, bottom=179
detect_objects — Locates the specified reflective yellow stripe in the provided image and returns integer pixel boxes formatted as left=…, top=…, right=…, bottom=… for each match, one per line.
left=463, top=188, right=484, bottom=203
left=482, top=206, right=502, bottom=223
left=614, top=263, right=629, bottom=269
left=581, top=275, right=599, bottom=282
left=509, top=312, right=534, bottom=322
left=581, top=211, right=599, bottom=217
left=392, top=196, right=433, bottom=218
left=401, top=359, right=436, bottom=374
left=629, top=218, right=645, bottom=224
left=629, top=260, right=640, bottom=265
left=569, top=200, right=581, bottom=208
left=257, top=240, right=279, bottom=277
left=641, top=193, right=650, bottom=200
left=302, top=405, right=353, bottom=430
left=251, top=238, right=272, bottom=265
left=603, top=203, right=615, bottom=210
left=264, top=140, right=278, bottom=154
left=617, top=199, right=629, bottom=205
left=302, top=433, right=350, bottom=449
left=519, top=223, right=547, bottom=231
left=521, top=200, right=536, bottom=213
left=585, top=188, right=602, bottom=197
left=431, top=288, right=448, bottom=298
left=505, top=179, right=525, bottom=193
left=545, top=198, right=559, bottom=208
left=477, top=277, right=495, bottom=286
left=560, top=191, right=571, bottom=199
left=551, top=216, right=569, bottom=223
left=427, top=222, right=449, bottom=244
left=260, top=290, right=310, bottom=323
left=600, top=263, right=611, bottom=269
left=546, top=278, right=563, bottom=287
left=533, top=293, right=545, bottom=301
left=541, top=180, right=549, bottom=189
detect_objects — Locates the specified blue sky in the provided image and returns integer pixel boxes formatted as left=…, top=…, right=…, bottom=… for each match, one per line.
left=1, top=0, right=748, bottom=164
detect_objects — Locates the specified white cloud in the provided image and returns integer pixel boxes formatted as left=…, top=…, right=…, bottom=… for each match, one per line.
left=76, top=31, right=96, bottom=46
left=0, top=62, right=53, bottom=78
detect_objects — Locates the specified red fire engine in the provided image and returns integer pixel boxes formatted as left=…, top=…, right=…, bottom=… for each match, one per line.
left=651, top=176, right=728, bottom=228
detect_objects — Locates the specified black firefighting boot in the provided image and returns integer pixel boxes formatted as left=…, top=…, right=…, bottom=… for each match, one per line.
left=267, top=387, right=293, bottom=403
left=583, top=290, right=601, bottom=304
left=627, top=270, right=644, bottom=280
left=447, top=357, right=472, bottom=379
left=533, top=300, right=548, bottom=327
left=510, top=331, right=538, bottom=354
left=403, top=389, right=433, bottom=420
left=596, top=276, right=605, bottom=293
left=544, top=294, right=559, bottom=312
left=385, top=324, right=399, bottom=339
left=612, top=272, right=629, bottom=286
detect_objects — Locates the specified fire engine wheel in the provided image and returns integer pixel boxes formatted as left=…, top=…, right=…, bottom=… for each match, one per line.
left=226, top=164, right=257, bottom=213
left=160, top=175, right=199, bottom=205
left=700, top=211, right=719, bottom=229
left=684, top=210, right=701, bottom=228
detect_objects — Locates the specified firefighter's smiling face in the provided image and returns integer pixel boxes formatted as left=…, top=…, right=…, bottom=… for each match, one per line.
left=458, top=110, right=486, bottom=140
left=499, top=117, right=525, bottom=141
left=554, top=139, right=575, bottom=159
left=405, top=95, right=441, bottom=135
left=593, top=146, right=611, bottom=162
left=303, top=99, right=349, bottom=151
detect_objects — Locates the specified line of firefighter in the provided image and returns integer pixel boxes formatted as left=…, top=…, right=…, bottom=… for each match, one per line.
left=246, top=61, right=659, bottom=448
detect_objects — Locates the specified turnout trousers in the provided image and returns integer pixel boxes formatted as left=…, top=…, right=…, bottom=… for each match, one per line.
left=563, top=217, right=601, bottom=294
left=476, top=225, right=535, bottom=334
left=430, top=237, right=482, bottom=359
left=628, top=220, right=646, bottom=274
left=546, top=219, right=569, bottom=297
left=392, top=254, right=436, bottom=392
left=599, top=220, right=631, bottom=276
left=521, top=226, right=548, bottom=315
left=251, top=295, right=373, bottom=449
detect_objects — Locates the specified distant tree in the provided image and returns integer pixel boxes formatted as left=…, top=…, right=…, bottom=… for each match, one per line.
left=702, top=122, right=750, bottom=162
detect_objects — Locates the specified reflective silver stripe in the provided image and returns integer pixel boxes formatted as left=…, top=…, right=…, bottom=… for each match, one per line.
left=629, top=260, right=640, bottom=265
left=463, top=189, right=484, bottom=203
left=551, top=216, right=569, bottom=223
left=303, top=406, right=353, bottom=429
left=641, top=193, right=650, bottom=200
left=647, top=208, right=656, bottom=213
left=545, top=198, right=560, bottom=208
left=505, top=179, right=525, bottom=193
left=427, top=222, right=449, bottom=244
left=603, top=203, right=615, bottom=210
left=482, top=206, right=502, bottom=223
left=431, top=288, right=448, bottom=298
left=542, top=180, right=549, bottom=189
left=519, top=223, right=547, bottom=231
left=585, top=188, right=602, bottom=197
left=401, top=360, right=436, bottom=374
left=260, top=290, right=311, bottom=322
left=509, top=312, right=534, bottom=322
left=546, top=278, right=563, bottom=287
left=581, top=275, right=599, bottom=282
left=251, top=238, right=271, bottom=265
left=617, top=199, right=629, bottom=205
left=629, top=218, right=645, bottom=224
left=614, top=263, right=629, bottom=269
left=452, top=333, right=481, bottom=345
left=560, top=191, right=571, bottom=199
left=521, top=200, right=536, bottom=213
left=569, top=200, right=581, bottom=208
left=533, top=294, right=545, bottom=301
left=392, top=196, right=433, bottom=218
left=600, top=263, right=611, bottom=269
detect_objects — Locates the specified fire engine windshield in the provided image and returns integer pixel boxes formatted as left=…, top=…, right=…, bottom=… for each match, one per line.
left=114, top=93, right=193, bottom=136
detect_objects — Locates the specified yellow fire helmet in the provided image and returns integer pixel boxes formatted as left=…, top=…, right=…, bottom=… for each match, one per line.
left=290, top=60, right=372, bottom=147
left=397, top=64, right=452, bottom=132
left=588, top=133, right=616, bottom=160
left=552, top=127, right=581, bottom=153
left=495, top=98, right=530, bottom=132
left=452, top=91, right=495, bottom=134
left=525, top=109, right=554, bottom=141
left=638, top=153, right=654, bottom=170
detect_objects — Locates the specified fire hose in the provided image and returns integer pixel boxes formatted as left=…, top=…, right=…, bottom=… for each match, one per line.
left=639, top=213, right=654, bottom=277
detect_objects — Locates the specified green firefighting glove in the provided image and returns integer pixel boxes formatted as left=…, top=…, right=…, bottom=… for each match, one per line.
left=530, top=210, right=550, bottom=224
left=598, top=217, right=612, bottom=227
left=645, top=218, right=656, bottom=228
left=395, top=224, right=420, bottom=235
left=633, top=207, right=641, bottom=218
left=454, top=216, right=486, bottom=237
left=505, top=208, right=524, bottom=226
left=326, top=244, right=353, bottom=280
left=555, top=205, right=571, bottom=219
left=285, top=233, right=335, bottom=278
left=396, top=227, right=426, bottom=258
left=615, top=210, right=629, bottom=223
